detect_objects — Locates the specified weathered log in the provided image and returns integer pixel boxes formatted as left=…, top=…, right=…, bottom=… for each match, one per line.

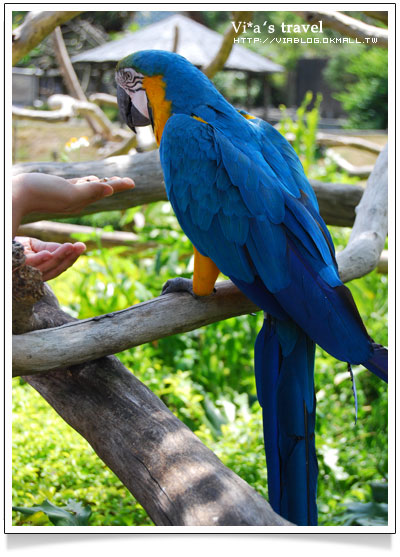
left=17, top=220, right=157, bottom=253
left=12, top=250, right=289, bottom=526
left=13, top=150, right=364, bottom=227
left=296, top=10, right=388, bottom=48
left=336, top=144, right=388, bottom=283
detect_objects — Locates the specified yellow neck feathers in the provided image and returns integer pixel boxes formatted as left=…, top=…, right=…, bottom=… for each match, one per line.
left=142, top=75, right=172, bottom=146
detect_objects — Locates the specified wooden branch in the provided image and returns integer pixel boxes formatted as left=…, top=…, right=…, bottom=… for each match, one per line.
left=296, top=10, right=388, bottom=48
left=52, top=26, right=101, bottom=136
left=326, top=149, right=374, bottom=178
left=88, top=92, right=118, bottom=108
left=13, top=149, right=364, bottom=227
left=12, top=281, right=258, bottom=376
left=172, top=24, right=180, bottom=53
left=12, top=249, right=288, bottom=526
left=12, top=94, right=129, bottom=142
left=284, top=131, right=383, bottom=154
left=17, top=220, right=157, bottom=253
left=336, top=144, right=388, bottom=283
left=12, top=11, right=82, bottom=65
left=203, top=12, right=253, bottom=78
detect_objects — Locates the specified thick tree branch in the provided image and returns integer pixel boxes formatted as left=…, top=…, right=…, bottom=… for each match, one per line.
left=336, top=144, right=388, bottom=283
left=12, top=11, right=82, bottom=65
left=12, top=281, right=258, bottom=376
left=296, top=10, right=388, bottom=47
left=12, top=150, right=364, bottom=227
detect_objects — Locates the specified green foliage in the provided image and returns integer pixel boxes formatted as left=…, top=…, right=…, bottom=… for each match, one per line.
left=277, top=91, right=322, bottom=175
left=324, top=48, right=388, bottom=129
left=330, top=482, right=388, bottom=526
left=13, top=499, right=92, bottom=526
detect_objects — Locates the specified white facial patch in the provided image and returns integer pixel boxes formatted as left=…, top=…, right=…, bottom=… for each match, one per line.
left=116, top=68, right=149, bottom=120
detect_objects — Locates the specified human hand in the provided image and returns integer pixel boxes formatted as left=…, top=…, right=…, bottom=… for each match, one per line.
left=15, top=236, right=86, bottom=281
left=12, top=173, right=134, bottom=236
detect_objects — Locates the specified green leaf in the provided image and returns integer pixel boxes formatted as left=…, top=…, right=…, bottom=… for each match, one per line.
left=13, top=499, right=92, bottom=526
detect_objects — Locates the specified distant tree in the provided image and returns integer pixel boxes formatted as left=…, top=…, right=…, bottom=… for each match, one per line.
left=324, top=47, right=388, bottom=129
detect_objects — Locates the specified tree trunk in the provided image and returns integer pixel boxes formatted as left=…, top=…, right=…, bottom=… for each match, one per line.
left=12, top=247, right=290, bottom=527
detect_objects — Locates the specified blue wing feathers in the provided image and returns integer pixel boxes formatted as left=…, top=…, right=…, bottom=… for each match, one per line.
left=160, top=113, right=380, bottom=368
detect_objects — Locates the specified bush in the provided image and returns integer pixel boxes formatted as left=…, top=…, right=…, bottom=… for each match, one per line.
left=324, top=48, right=388, bottom=129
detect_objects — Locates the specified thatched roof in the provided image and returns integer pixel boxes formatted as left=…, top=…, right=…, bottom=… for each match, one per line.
left=71, top=14, right=284, bottom=73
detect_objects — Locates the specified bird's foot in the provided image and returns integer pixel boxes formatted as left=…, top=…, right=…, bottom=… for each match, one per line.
left=161, top=277, right=216, bottom=299
left=161, top=277, right=198, bottom=298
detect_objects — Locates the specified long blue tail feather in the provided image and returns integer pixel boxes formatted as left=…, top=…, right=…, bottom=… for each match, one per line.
left=255, top=315, right=318, bottom=525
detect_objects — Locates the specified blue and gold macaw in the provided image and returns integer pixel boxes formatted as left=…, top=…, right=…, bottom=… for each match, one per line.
left=115, top=50, right=388, bottom=526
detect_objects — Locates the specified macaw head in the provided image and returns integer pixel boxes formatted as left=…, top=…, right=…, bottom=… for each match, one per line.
left=115, top=50, right=230, bottom=144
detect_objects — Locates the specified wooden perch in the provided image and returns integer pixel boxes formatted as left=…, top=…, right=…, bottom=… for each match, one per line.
left=17, top=220, right=157, bottom=253
left=12, top=281, right=258, bottom=376
left=296, top=10, right=388, bottom=48
left=336, top=144, right=388, bottom=283
left=13, top=149, right=364, bottom=227
left=12, top=95, right=129, bottom=142
left=12, top=247, right=289, bottom=526
left=12, top=11, right=82, bottom=65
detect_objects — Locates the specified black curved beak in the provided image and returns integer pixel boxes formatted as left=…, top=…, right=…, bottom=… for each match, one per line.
left=116, top=84, right=152, bottom=133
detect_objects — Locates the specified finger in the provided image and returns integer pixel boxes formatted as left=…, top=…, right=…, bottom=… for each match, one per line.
left=24, top=250, right=53, bottom=268
left=29, top=238, right=65, bottom=254
left=105, top=177, right=135, bottom=193
left=33, top=243, right=82, bottom=274
left=42, top=248, right=85, bottom=281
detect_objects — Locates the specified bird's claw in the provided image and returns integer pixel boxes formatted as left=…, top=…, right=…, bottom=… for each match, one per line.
left=161, top=278, right=216, bottom=299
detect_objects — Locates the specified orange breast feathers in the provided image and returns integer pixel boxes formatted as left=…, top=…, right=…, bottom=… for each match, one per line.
left=142, top=75, right=172, bottom=145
